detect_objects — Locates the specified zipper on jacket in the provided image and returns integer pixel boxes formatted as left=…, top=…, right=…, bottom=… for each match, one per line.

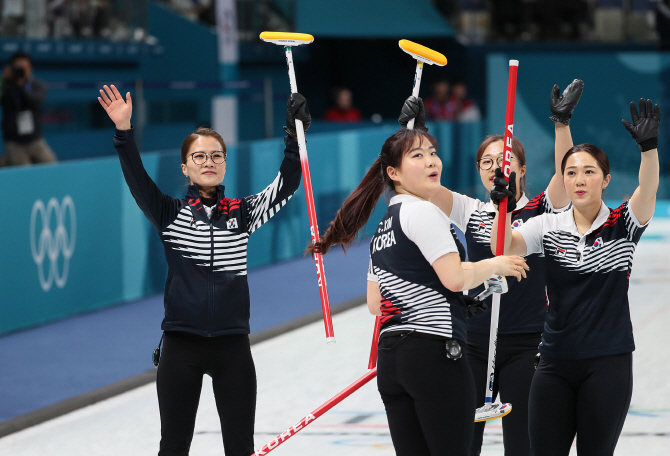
left=208, top=221, right=214, bottom=336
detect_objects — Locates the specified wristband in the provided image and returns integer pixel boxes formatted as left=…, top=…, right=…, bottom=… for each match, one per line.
left=638, top=137, right=658, bottom=152
left=549, top=113, right=571, bottom=126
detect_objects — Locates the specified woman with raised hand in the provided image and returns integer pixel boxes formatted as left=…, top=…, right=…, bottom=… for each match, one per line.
left=308, top=123, right=528, bottom=455
left=491, top=98, right=660, bottom=456
left=400, top=79, right=582, bottom=456
left=98, top=84, right=308, bottom=456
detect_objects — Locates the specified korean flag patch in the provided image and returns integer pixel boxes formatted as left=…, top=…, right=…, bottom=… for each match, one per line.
left=512, top=219, right=524, bottom=229
left=593, top=237, right=603, bottom=248
left=227, top=218, right=238, bottom=230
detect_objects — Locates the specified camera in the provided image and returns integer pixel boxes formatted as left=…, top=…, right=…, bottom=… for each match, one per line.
left=10, top=65, right=25, bottom=80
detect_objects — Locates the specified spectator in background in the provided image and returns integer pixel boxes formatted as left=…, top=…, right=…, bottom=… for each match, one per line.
left=48, top=0, right=71, bottom=38
left=0, top=51, right=57, bottom=166
left=445, top=79, right=481, bottom=122
left=324, top=87, right=362, bottom=122
left=424, top=79, right=451, bottom=120
left=1, top=0, right=25, bottom=36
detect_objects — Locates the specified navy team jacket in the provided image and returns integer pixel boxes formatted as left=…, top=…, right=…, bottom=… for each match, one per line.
left=114, top=128, right=301, bottom=336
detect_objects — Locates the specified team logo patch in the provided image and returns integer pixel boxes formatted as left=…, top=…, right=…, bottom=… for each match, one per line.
left=556, top=247, right=566, bottom=257
left=227, top=218, right=238, bottom=230
left=477, top=222, right=487, bottom=233
left=512, top=219, right=524, bottom=228
left=593, top=237, right=603, bottom=248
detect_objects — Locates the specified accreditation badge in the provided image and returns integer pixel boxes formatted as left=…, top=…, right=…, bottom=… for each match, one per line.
left=17, top=110, right=35, bottom=135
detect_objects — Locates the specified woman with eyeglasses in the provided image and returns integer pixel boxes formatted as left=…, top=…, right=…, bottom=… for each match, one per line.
left=98, top=84, right=308, bottom=456
left=306, top=122, right=528, bottom=456
left=402, top=79, right=583, bottom=456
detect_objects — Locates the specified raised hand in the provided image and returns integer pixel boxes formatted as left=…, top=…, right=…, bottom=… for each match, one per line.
left=398, top=96, right=427, bottom=131
left=490, top=168, right=517, bottom=212
left=549, top=79, right=584, bottom=125
left=98, top=84, right=132, bottom=130
left=622, top=98, right=661, bottom=152
left=284, top=92, right=311, bottom=139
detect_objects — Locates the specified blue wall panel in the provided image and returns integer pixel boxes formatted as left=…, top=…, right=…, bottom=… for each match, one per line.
left=0, top=158, right=124, bottom=333
left=487, top=52, right=670, bottom=200
left=0, top=120, right=541, bottom=335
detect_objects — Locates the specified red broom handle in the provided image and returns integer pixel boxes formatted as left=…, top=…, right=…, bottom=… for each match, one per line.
left=495, top=60, right=519, bottom=256
left=283, top=46, right=335, bottom=343
left=251, top=368, right=378, bottom=455
left=368, top=316, right=382, bottom=369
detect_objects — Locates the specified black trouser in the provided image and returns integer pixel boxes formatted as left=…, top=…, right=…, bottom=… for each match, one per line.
left=467, top=331, right=541, bottom=456
left=528, top=352, right=633, bottom=456
left=156, top=331, right=257, bottom=456
left=377, top=333, right=476, bottom=456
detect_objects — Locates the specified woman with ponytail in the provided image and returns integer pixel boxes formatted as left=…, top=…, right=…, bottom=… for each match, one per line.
left=309, top=125, right=528, bottom=456
left=397, top=80, right=583, bottom=456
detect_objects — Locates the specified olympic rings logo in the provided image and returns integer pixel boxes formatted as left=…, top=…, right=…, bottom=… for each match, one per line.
left=30, top=196, right=77, bottom=292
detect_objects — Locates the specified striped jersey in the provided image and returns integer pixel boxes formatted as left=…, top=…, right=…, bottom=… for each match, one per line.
left=449, top=190, right=568, bottom=334
left=368, top=194, right=468, bottom=342
left=114, top=128, right=301, bottom=336
left=515, top=200, right=648, bottom=359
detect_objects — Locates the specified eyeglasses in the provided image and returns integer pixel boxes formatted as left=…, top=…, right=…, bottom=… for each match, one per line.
left=190, top=151, right=226, bottom=165
left=477, top=156, right=517, bottom=170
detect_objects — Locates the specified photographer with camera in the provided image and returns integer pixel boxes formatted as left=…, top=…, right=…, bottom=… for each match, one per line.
left=1, top=51, right=57, bottom=166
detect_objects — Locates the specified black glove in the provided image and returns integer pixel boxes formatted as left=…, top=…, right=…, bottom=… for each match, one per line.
left=549, top=79, right=584, bottom=125
left=465, top=295, right=488, bottom=318
left=284, top=93, right=311, bottom=139
left=398, top=96, right=428, bottom=132
left=622, top=98, right=661, bottom=152
left=490, top=168, right=517, bottom=213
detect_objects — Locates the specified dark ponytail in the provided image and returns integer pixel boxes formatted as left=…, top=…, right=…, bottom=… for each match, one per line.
left=307, top=129, right=437, bottom=255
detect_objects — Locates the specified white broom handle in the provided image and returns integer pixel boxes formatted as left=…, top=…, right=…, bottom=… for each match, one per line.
left=284, top=47, right=307, bottom=151
left=406, top=61, right=424, bottom=130
left=484, top=293, right=501, bottom=403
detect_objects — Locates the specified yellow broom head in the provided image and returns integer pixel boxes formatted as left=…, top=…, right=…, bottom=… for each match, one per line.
left=398, top=39, right=447, bottom=66
left=260, top=32, right=314, bottom=46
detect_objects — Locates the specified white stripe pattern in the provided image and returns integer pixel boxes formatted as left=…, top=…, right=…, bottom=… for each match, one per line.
left=162, top=207, right=250, bottom=275
left=544, top=231, right=636, bottom=274
left=466, top=195, right=550, bottom=257
left=375, top=266, right=453, bottom=338
left=623, top=206, right=641, bottom=241
left=467, top=211, right=493, bottom=246
left=246, top=173, right=292, bottom=234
